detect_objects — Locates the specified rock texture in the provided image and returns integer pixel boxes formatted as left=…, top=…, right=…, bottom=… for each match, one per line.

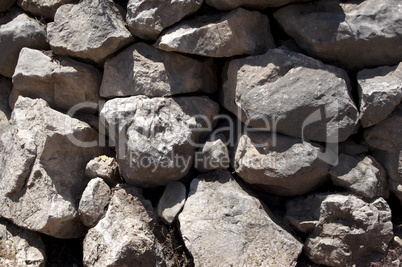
left=0, top=78, right=12, bottom=137
left=0, top=97, right=105, bottom=238
left=195, top=136, right=229, bottom=172
left=286, top=194, right=393, bottom=266
left=83, top=186, right=167, bottom=267
left=157, top=182, right=186, bottom=224
left=234, top=132, right=329, bottom=196
left=358, top=63, right=402, bottom=128
left=0, top=9, right=49, bottom=78
left=221, top=48, right=359, bottom=142
left=47, top=0, right=134, bottom=64
left=274, top=0, right=402, bottom=69
left=100, top=42, right=217, bottom=98
left=0, top=0, right=17, bottom=13
left=0, top=219, right=46, bottom=267
left=158, top=8, right=275, bottom=57
left=126, top=0, right=202, bottom=40
left=179, top=171, right=303, bottom=266
left=78, top=178, right=111, bottom=227
left=85, top=156, right=121, bottom=185
left=17, top=0, right=77, bottom=20
left=100, top=95, right=219, bottom=187
left=329, top=154, right=387, bottom=199
left=10, top=48, right=101, bottom=111
left=206, top=0, right=310, bottom=10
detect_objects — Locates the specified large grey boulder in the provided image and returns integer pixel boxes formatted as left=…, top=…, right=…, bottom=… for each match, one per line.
left=47, top=0, right=134, bottom=64
left=329, top=154, right=387, bottom=199
left=206, top=0, right=310, bottom=10
left=0, top=78, right=12, bottom=138
left=286, top=194, right=393, bottom=266
left=0, top=0, right=17, bottom=13
left=17, top=0, right=77, bottom=20
left=234, top=132, right=329, bottom=196
left=100, top=95, right=219, bottom=187
left=126, top=0, right=203, bottom=40
left=274, top=0, right=402, bottom=69
left=0, top=219, right=46, bottom=267
left=85, top=156, right=121, bottom=185
left=158, top=8, right=275, bottom=57
left=100, top=42, right=217, bottom=98
left=0, top=9, right=49, bottom=78
left=221, top=48, right=359, bottom=142
left=157, top=181, right=186, bottom=224
left=358, top=63, right=402, bottom=128
left=179, top=171, right=303, bottom=266
left=10, top=48, right=101, bottom=112
left=83, top=186, right=168, bottom=267
left=0, top=97, right=105, bottom=238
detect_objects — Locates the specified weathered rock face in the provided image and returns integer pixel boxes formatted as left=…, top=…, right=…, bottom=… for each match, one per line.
left=157, top=8, right=275, bottom=57
left=179, top=171, right=303, bottom=266
left=206, top=0, right=310, bottom=10
left=221, top=48, right=359, bottom=142
left=0, top=78, right=12, bottom=138
left=157, top=182, right=186, bottom=224
left=0, top=9, right=49, bottom=78
left=100, top=95, right=219, bottom=187
left=10, top=48, right=101, bottom=112
left=358, top=63, right=402, bottom=128
left=0, top=219, right=46, bottom=267
left=17, top=0, right=77, bottom=20
left=374, top=150, right=402, bottom=202
left=286, top=194, right=393, bottom=266
left=83, top=186, right=167, bottom=267
left=100, top=42, right=217, bottom=98
left=85, top=156, right=121, bottom=185
left=126, top=0, right=202, bottom=40
left=0, top=0, right=17, bottom=13
left=329, top=154, right=387, bottom=199
left=0, top=97, right=105, bottom=238
left=234, top=132, right=329, bottom=196
left=194, top=136, right=229, bottom=172
left=47, top=0, right=134, bottom=64
left=274, top=0, right=402, bottom=69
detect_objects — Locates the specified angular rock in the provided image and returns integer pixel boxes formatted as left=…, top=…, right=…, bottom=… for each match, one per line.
left=17, top=0, right=77, bottom=20
left=100, top=42, right=217, bottom=98
left=10, top=48, right=101, bottom=112
left=339, top=139, right=369, bottom=156
left=126, top=0, right=203, bottom=40
left=83, top=186, right=167, bottom=266
left=0, top=96, right=105, bottom=238
left=221, top=48, right=359, bottom=142
left=0, top=219, right=46, bottom=267
left=195, top=136, right=229, bottom=172
left=234, top=132, right=329, bottom=196
left=47, top=0, right=134, bottom=64
left=206, top=0, right=310, bottom=10
left=0, top=0, right=17, bottom=13
left=286, top=194, right=393, bottom=266
left=157, top=182, right=186, bottom=224
left=100, top=95, right=219, bottom=187
left=85, top=156, right=121, bottom=185
left=78, top=178, right=111, bottom=227
left=0, top=9, right=49, bottom=78
left=179, top=171, right=303, bottom=266
left=329, top=154, right=387, bottom=199
left=158, top=8, right=275, bottom=57
left=0, top=78, right=12, bottom=138
left=274, top=0, right=402, bottom=69
left=358, top=63, right=402, bottom=128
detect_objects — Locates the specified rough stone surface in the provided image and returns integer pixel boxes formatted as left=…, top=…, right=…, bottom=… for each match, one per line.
left=329, top=154, right=387, bottom=199
left=78, top=178, right=111, bottom=228
left=0, top=78, right=12, bottom=138
left=206, top=0, right=310, bottom=10
left=100, top=95, right=219, bottom=187
left=195, top=137, right=229, bottom=172
left=83, top=186, right=167, bottom=267
left=85, top=156, right=121, bottom=185
left=157, top=182, right=186, bottom=224
left=127, top=0, right=202, bottom=40
left=374, top=150, right=402, bottom=203
left=47, top=0, right=134, bottom=64
left=358, top=63, right=402, bottom=128
left=10, top=48, right=101, bottom=112
left=274, top=0, right=402, bottom=69
left=158, top=8, right=275, bottom=57
left=17, top=0, right=77, bottom=20
left=286, top=194, right=394, bottom=266
left=0, top=9, right=49, bottom=78
left=100, top=42, right=217, bottom=98
left=221, top=48, right=359, bottom=142
left=0, top=97, right=105, bottom=238
left=234, top=132, right=329, bottom=196
left=179, top=171, right=303, bottom=266
left=0, top=219, right=46, bottom=267
left=0, top=0, right=17, bottom=13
